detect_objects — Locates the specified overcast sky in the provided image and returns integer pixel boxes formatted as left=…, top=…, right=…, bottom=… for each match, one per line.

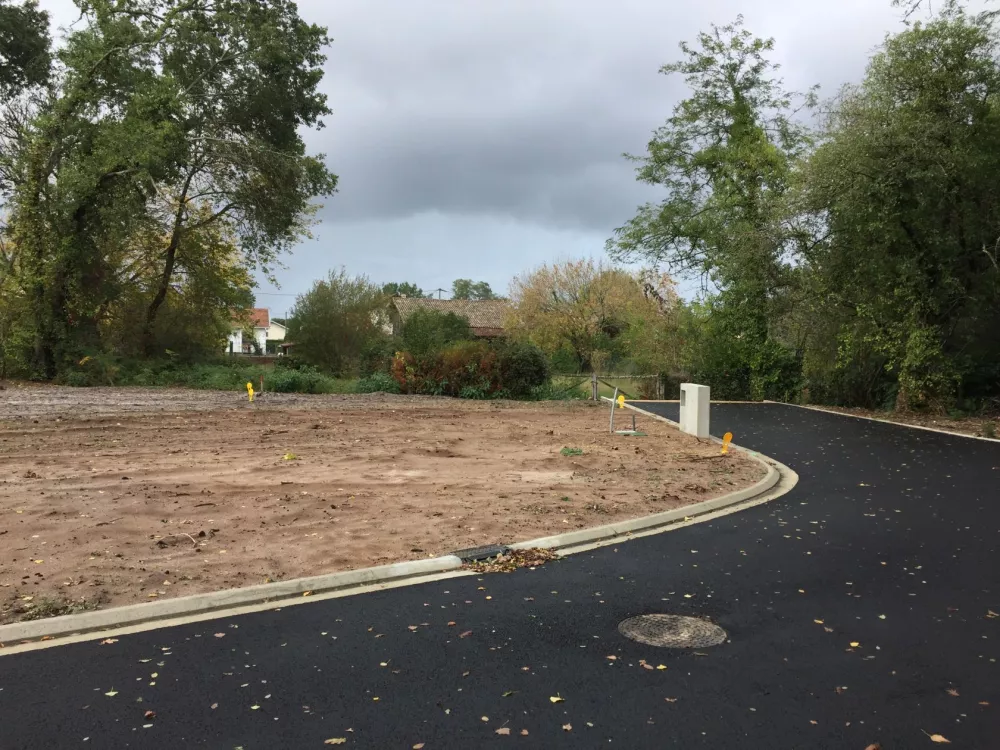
left=40, top=0, right=921, bottom=312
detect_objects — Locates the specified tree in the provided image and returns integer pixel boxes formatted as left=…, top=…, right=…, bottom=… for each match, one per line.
left=452, top=279, right=496, bottom=300
left=800, top=6, right=1000, bottom=408
left=507, top=259, right=678, bottom=372
left=0, top=0, right=50, bottom=96
left=607, top=16, right=813, bottom=398
left=7, top=0, right=337, bottom=375
left=399, top=308, right=472, bottom=356
left=286, top=269, right=387, bottom=375
left=382, top=282, right=425, bottom=298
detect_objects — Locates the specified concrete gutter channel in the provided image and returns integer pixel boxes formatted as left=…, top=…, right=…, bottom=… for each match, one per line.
left=0, top=401, right=793, bottom=650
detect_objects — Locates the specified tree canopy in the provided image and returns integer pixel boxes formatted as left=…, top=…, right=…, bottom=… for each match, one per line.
left=286, top=269, right=386, bottom=375
left=507, top=260, right=679, bottom=373
left=451, top=279, right=496, bottom=300
left=1, top=0, right=337, bottom=376
left=382, top=282, right=425, bottom=298
left=0, top=0, right=50, bottom=96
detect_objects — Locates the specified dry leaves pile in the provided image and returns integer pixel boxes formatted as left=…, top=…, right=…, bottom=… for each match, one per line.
left=465, top=548, right=558, bottom=573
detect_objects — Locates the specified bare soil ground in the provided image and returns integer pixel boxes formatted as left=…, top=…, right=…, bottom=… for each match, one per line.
left=801, top=403, right=999, bottom=440
left=0, top=386, right=765, bottom=624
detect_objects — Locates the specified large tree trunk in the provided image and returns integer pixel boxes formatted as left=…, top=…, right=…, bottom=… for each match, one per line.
left=142, top=171, right=194, bottom=354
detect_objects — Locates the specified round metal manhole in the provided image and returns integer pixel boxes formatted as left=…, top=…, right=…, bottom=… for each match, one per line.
left=618, top=614, right=728, bottom=649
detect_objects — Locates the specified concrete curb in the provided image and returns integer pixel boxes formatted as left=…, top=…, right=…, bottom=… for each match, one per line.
left=0, top=401, right=787, bottom=648
left=763, top=400, right=1000, bottom=443
left=509, top=399, right=782, bottom=552
left=0, top=556, right=463, bottom=645
left=509, top=465, right=778, bottom=552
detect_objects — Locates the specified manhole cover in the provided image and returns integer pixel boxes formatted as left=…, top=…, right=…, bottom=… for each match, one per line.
left=618, top=614, right=727, bottom=648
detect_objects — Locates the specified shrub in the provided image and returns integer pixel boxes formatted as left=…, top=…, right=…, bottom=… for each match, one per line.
left=399, top=309, right=472, bottom=357
left=356, top=372, right=401, bottom=394
left=392, top=340, right=500, bottom=397
left=496, top=341, right=550, bottom=397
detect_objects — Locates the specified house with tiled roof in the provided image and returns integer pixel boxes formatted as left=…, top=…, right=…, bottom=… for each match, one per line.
left=227, top=307, right=270, bottom=354
left=388, top=297, right=510, bottom=338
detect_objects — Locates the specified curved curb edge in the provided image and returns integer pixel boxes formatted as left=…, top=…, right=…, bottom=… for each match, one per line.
left=0, top=402, right=795, bottom=650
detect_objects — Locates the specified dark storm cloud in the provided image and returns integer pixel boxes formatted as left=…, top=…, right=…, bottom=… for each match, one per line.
left=303, top=0, right=902, bottom=231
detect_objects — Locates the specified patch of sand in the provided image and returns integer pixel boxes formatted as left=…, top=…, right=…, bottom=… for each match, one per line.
left=0, top=388, right=765, bottom=623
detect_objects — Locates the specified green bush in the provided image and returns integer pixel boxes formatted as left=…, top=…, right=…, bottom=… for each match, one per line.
left=496, top=341, right=550, bottom=397
left=399, top=309, right=472, bottom=356
left=356, top=372, right=401, bottom=394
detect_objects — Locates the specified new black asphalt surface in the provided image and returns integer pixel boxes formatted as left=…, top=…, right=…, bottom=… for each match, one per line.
left=1, top=403, right=998, bottom=749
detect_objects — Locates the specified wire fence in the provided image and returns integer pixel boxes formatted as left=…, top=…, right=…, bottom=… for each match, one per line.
left=551, top=373, right=667, bottom=401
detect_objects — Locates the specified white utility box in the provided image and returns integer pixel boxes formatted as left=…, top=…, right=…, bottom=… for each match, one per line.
left=679, top=383, right=710, bottom=438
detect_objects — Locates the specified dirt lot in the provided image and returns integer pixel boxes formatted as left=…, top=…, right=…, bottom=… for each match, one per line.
left=0, top=386, right=765, bottom=624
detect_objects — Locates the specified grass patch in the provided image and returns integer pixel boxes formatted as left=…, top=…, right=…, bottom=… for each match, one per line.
left=560, top=447, right=584, bottom=456
left=65, top=358, right=358, bottom=395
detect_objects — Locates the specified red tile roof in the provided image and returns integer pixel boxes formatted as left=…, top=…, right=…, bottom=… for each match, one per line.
left=233, top=308, right=270, bottom=328
left=249, top=308, right=270, bottom=328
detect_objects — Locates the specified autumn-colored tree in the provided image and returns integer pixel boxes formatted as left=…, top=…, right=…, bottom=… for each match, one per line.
left=507, top=260, right=679, bottom=373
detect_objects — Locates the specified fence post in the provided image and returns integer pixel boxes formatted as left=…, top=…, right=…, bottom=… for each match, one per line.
left=591, top=372, right=599, bottom=401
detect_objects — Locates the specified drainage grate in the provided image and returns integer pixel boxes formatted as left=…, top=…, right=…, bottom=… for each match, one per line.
left=618, top=614, right=728, bottom=648
left=451, top=544, right=510, bottom=562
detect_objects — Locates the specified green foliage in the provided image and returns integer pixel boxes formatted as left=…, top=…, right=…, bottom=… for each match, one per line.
left=799, top=6, right=1000, bottom=409
left=356, top=372, right=401, bottom=394
left=399, top=308, right=472, bottom=357
left=4, top=0, right=336, bottom=376
left=382, top=282, right=425, bottom=298
left=0, top=0, right=50, bottom=96
left=451, top=279, right=496, bottom=300
left=392, top=340, right=500, bottom=398
left=560, top=447, right=584, bottom=456
left=607, top=16, right=811, bottom=400
left=286, top=269, right=388, bottom=376
left=62, top=358, right=356, bottom=393
left=496, top=341, right=550, bottom=397
left=388, top=337, right=551, bottom=400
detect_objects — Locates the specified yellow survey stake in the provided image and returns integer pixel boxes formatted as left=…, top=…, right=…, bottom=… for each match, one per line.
left=721, top=431, right=733, bottom=454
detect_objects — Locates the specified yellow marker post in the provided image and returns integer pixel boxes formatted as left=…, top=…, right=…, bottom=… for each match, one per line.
left=617, top=394, right=626, bottom=409
left=721, top=431, right=733, bottom=454
left=246, top=382, right=254, bottom=402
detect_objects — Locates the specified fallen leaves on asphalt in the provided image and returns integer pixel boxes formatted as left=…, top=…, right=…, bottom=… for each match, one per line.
left=922, top=731, right=951, bottom=743
left=562, top=723, right=572, bottom=731
left=143, top=711, right=155, bottom=720
left=324, top=740, right=347, bottom=746
left=946, top=688, right=959, bottom=697
left=495, top=728, right=511, bottom=735
left=459, top=631, right=472, bottom=638
left=104, top=689, right=118, bottom=697
left=99, top=638, right=118, bottom=645
left=412, top=744, right=425, bottom=750
left=549, top=695, right=565, bottom=704
left=465, top=548, right=558, bottom=573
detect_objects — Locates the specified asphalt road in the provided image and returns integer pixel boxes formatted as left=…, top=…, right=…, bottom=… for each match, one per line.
left=1, top=403, right=997, bottom=749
